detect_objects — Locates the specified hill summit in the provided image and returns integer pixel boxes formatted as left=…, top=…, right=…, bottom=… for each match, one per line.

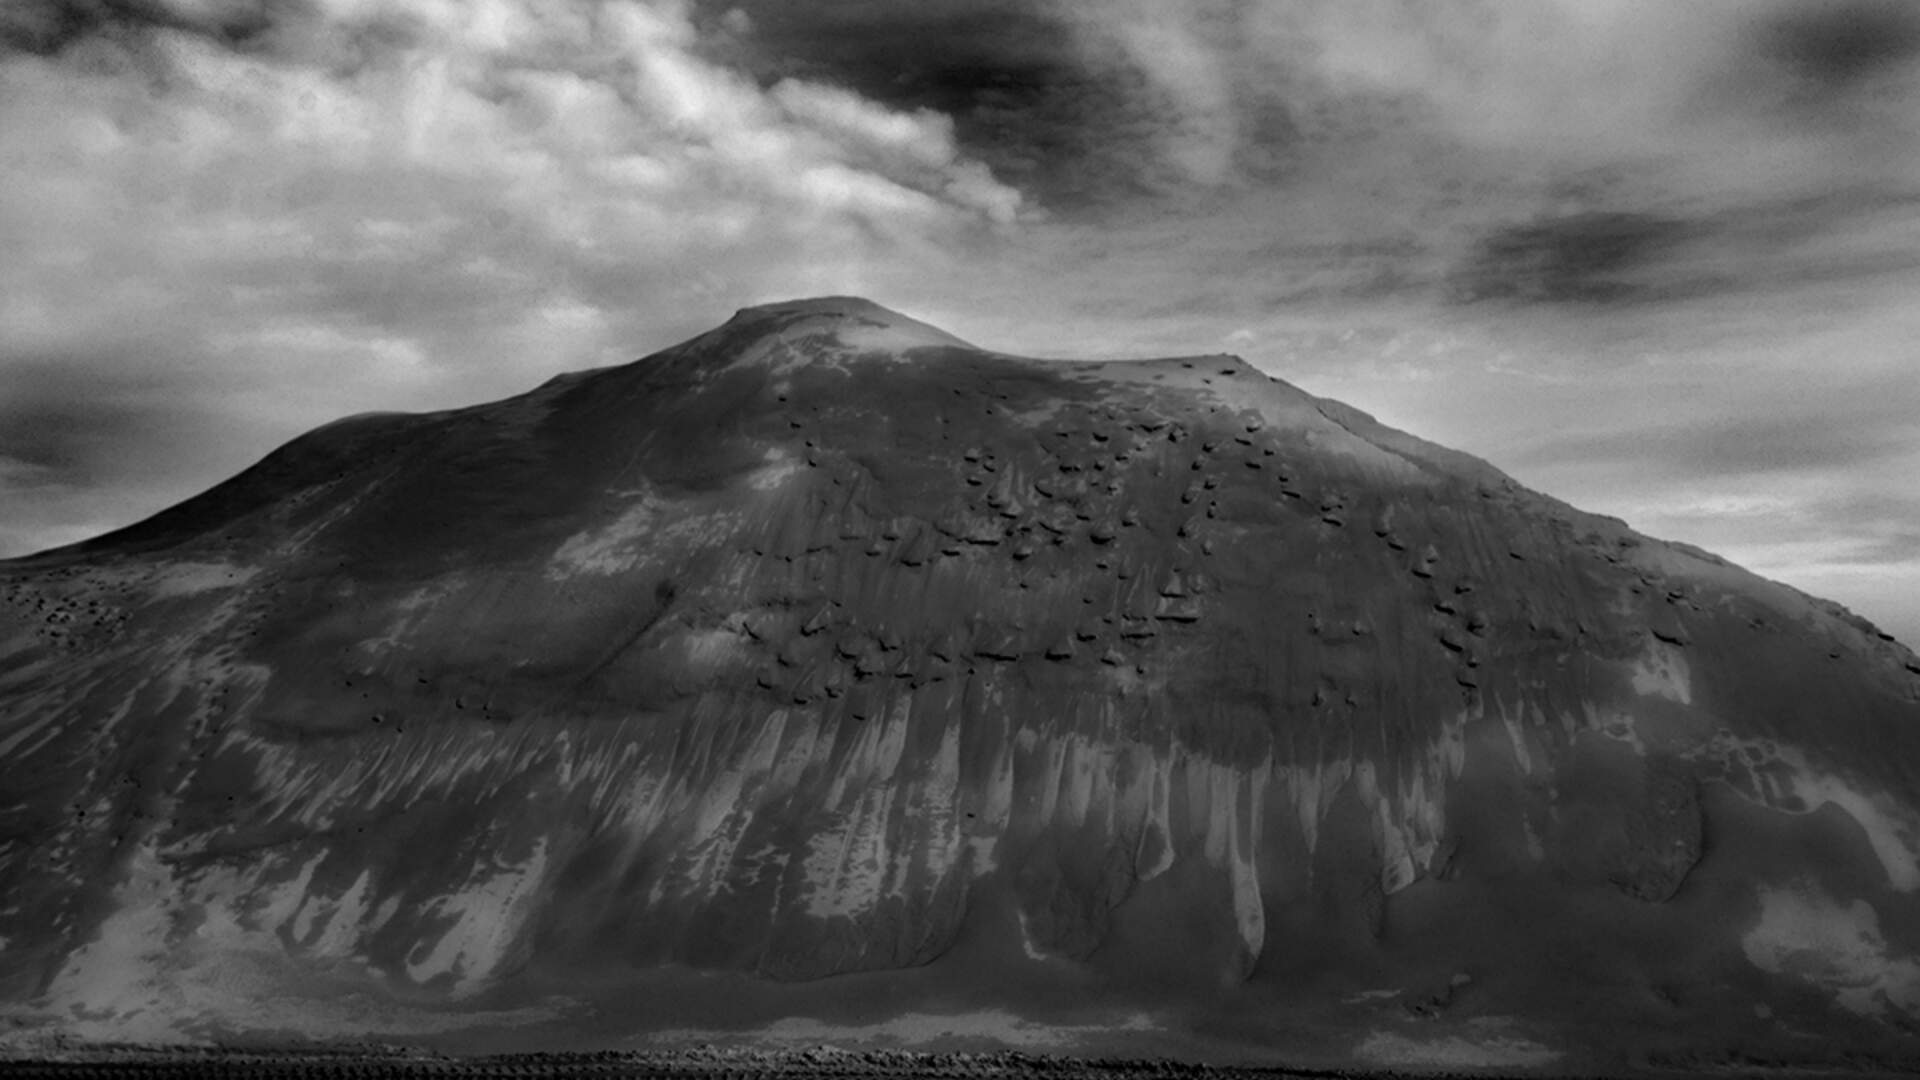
left=4, top=298, right=1920, bottom=1070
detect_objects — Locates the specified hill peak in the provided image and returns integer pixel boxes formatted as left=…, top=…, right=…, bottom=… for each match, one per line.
left=730, top=295, right=901, bottom=321
left=718, top=295, right=976, bottom=358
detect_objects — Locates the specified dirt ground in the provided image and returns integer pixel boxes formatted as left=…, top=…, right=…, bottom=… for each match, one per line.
left=0, top=1046, right=1417, bottom=1078
left=1, top=1044, right=1912, bottom=1080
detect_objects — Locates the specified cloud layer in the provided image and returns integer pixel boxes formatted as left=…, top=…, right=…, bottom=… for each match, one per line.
left=3, top=0, right=1917, bottom=644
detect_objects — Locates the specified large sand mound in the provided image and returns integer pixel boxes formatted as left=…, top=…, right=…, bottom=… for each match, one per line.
left=5, top=298, right=1919, bottom=1073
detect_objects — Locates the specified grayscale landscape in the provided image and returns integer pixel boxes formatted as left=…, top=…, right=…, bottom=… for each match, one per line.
left=4, top=3, right=1920, bottom=1078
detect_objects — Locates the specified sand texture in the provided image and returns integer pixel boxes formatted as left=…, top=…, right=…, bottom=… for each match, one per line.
left=4, top=297, right=1920, bottom=1073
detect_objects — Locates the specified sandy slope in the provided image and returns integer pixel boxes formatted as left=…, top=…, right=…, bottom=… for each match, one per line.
left=3, top=297, right=1920, bottom=1073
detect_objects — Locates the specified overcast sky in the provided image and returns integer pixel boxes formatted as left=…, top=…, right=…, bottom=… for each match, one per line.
left=3, top=0, right=1918, bottom=646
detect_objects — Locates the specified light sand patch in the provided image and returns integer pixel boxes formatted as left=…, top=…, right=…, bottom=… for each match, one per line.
left=1355, top=1021, right=1560, bottom=1069
left=357, top=577, right=466, bottom=654
left=835, top=317, right=973, bottom=356
left=677, top=626, right=747, bottom=669
left=0, top=704, right=68, bottom=760
left=405, top=839, right=551, bottom=997
left=1595, top=708, right=1649, bottom=754
left=746, top=447, right=803, bottom=491
left=1630, top=640, right=1692, bottom=704
left=150, top=562, right=259, bottom=597
left=1701, top=735, right=1920, bottom=892
left=1744, top=882, right=1920, bottom=1018
left=10, top=962, right=572, bottom=1049
left=1778, top=762, right=1920, bottom=893
left=726, top=302, right=974, bottom=378
left=549, top=496, right=665, bottom=577
left=301, top=869, right=376, bottom=957
left=24, top=846, right=560, bottom=1045
left=1014, top=911, right=1057, bottom=962
left=550, top=495, right=744, bottom=580
left=40, top=844, right=194, bottom=1044
left=799, top=783, right=900, bottom=920
left=1495, top=699, right=1535, bottom=774
left=1276, top=735, right=1451, bottom=894
left=653, top=1008, right=1161, bottom=1051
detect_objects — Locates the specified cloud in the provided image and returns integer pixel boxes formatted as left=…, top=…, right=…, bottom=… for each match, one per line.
left=1050, top=0, right=1243, bottom=187
left=699, top=0, right=1190, bottom=208
left=702, top=1, right=1920, bottom=331
left=1448, top=212, right=1700, bottom=304
left=1753, top=0, right=1920, bottom=93
left=1518, top=407, right=1920, bottom=479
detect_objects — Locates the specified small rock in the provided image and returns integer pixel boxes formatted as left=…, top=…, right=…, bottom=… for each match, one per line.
left=1651, top=624, right=1690, bottom=647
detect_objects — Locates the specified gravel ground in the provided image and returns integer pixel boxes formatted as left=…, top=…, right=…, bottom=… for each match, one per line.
left=0, top=1045, right=1588, bottom=1079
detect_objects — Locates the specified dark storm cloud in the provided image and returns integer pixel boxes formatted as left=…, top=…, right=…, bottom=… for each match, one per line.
left=0, top=0, right=280, bottom=56
left=693, top=0, right=1198, bottom=208
left=1510, top=355, right=1920, bottom=484
left=0, top=354, right=249, bottom=556
left=1524, top=414, right=1913, bottom=478
left=1449, top=212, right=1700, bottom=305
left=1753, top=0, right=1920, bottom=90
left=0, top=358, right=221, bottom=486
left=1448, top=188, right=1920, bottom=308
left=1810, top=491, right=1920, bottom=566
left=693, top=0, right=1065, bottom=108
